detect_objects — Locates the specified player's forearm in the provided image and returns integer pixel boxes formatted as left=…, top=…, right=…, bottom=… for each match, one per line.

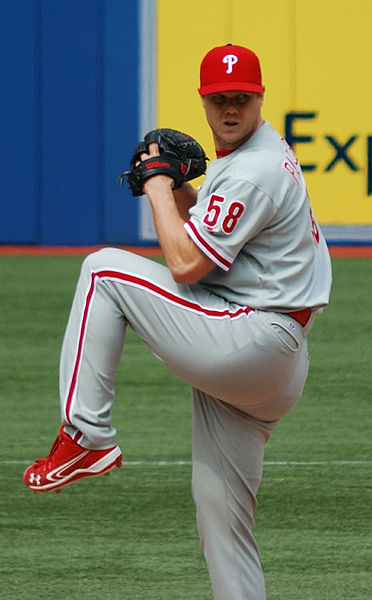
left=145, top=178, right=213, bottom=284
left=172, top=183, right=198, bottom=221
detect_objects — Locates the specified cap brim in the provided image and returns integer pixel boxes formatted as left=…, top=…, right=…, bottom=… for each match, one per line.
left=198, top=81, right=265, bottom=95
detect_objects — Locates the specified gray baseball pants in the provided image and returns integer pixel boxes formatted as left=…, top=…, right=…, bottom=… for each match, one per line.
left=59, top=248, right=310, bottom=600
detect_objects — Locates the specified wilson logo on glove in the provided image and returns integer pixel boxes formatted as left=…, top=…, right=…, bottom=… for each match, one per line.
left=145, top=161, right=170, bottom=170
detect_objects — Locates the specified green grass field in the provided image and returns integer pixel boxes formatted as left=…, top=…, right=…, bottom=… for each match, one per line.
left=0, top=254, right=371, bottom=600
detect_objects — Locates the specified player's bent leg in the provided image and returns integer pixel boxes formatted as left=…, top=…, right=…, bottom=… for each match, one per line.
left=192, top=390, right=267, bottom=600
left=58, top=248, right=310, bottom=444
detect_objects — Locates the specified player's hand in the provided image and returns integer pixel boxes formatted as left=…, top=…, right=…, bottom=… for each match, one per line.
left=135, top=141, right=158, bottom=165
left=138, top=143, right=175, bottom=195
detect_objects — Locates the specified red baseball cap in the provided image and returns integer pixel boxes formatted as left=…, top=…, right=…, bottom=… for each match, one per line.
left=198, top=44, right=265, bottom=95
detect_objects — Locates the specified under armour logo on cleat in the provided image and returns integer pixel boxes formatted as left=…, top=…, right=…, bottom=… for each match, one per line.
left=29, top=473, right=41, bottom=485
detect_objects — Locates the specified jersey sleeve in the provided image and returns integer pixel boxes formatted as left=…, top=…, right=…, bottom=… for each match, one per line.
left=184, top=179, right=275, bottom=271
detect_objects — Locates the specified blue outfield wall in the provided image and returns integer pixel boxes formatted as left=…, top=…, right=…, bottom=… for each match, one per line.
left=0, top=0, right=145, bottom=246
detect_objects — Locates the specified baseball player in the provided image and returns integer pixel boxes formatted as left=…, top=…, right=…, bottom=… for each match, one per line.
left=24, top=44, right=332, bottom=600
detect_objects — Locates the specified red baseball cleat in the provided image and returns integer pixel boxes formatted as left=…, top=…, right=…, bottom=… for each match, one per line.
left=23, top=426, right=122, bottom=493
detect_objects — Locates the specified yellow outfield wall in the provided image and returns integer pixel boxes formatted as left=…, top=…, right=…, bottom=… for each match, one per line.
left=157, top=0, right=372, bottom=225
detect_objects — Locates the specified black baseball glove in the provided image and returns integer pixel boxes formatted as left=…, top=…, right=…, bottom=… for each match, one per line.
left=118, top=128, right=208, bottom=196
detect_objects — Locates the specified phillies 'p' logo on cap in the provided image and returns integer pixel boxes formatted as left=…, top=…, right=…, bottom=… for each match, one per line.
left=198, top=44, right=265, bottom=95
left=222, top=54, right=238, bottom=74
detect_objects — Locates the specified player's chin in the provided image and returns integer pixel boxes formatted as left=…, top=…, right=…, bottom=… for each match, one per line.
left=218, top=129, right=245, bottom=148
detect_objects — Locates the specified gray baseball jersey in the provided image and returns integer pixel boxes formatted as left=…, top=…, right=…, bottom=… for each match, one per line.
left=185, top=120, right=332, bottom=311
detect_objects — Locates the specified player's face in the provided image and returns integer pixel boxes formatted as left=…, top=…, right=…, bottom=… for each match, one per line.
left=202, top=91, right=264, bottom=151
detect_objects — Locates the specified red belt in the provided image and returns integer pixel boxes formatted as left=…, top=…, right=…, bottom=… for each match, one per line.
left=286, top=308, right=312, bottom=326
